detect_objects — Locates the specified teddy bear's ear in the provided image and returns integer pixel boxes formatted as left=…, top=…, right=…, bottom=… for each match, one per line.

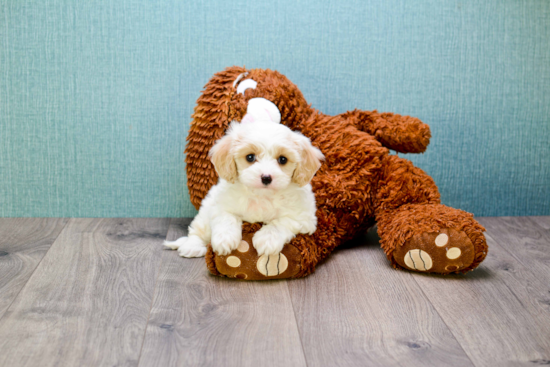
left=242, top=98, right=281, bottom=124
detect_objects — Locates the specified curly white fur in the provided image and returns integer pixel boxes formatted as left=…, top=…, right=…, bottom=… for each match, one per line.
left=164, top=116, right=324, bottom=258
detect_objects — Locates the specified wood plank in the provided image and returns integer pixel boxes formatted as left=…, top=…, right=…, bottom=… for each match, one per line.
left=0, top=218, right=68, bottom=319
left=138, top=218, right=307, bottom=367
left=479, top=216, right=550, bottom=281
left=412, top=218, right=550, bottom=367
left=0, top=218, right=170, bottom=367
left=288, top=229, right=474, bottom=367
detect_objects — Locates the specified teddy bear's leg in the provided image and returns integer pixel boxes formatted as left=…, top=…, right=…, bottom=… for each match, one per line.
left=375, top=155, right=488, bottom=274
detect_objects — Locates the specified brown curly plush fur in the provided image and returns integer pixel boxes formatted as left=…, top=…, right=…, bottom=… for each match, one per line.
left=185, top=66, right=488, bottom=279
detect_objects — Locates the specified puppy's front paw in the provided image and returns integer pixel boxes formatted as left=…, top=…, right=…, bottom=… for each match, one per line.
left=211, top=229, right=242, bottom=256
left=253, top=227, right=287, bottom=256
left=178, top=244, right=207, bottom=258
left=164, top=236, right=207, bottom=258
left=163, top=236, right=187, bottom=250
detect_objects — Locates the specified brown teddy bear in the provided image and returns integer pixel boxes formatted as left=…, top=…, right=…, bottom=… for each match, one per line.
left=185, top=66, right=488, bottom=280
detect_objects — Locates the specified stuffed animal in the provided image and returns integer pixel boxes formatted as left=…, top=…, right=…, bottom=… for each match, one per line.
left=185, top=66, right=488, bottom=280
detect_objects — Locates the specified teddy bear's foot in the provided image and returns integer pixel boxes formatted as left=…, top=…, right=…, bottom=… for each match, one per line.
left=206, top=231, right=302, bottom=280
left=377, top=204, right=488, bottom=274
left=392, top=228, right=476, bottom=273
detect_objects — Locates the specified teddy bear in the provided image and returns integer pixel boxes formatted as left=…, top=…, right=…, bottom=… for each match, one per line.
left=184, top=66, right=488, bottom=280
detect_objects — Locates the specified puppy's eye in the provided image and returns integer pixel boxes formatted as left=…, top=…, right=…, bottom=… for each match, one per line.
left=278, top=156, right=288, bottom=165
left=246, top=154, right=255, bottom=163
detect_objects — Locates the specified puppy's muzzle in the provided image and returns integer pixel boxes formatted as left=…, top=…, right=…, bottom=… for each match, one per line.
left=261, top=175, right=272, bottom=186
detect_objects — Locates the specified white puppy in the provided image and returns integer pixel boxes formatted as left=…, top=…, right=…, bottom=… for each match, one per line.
left=164, top=102, right=324, bottom=258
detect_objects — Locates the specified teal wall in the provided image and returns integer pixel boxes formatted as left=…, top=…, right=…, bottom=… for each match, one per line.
left=1, top=0, right=549, bottom=217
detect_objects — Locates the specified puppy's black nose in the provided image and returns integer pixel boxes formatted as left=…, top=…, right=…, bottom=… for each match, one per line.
left=261, top=175, right=272, bottom=185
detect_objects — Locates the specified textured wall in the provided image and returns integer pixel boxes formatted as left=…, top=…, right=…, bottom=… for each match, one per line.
left=1, top=0, right=549, bottom=217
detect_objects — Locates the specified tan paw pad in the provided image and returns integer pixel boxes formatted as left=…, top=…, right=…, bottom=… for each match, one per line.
left=446, top=247, right=461, bottom=259
left=257, top=253, right=289, bottom=276
left=403, top=249, right=433, bottom=271
left=226, top=256, right=241, bottom=267
left=435, top=233, right=448, bottom=247
left=237, top=240, right=249, bottom=253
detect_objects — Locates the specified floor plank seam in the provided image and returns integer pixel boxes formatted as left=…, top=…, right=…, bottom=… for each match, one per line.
left=409, top=272, right=478, bottom=367
left=0, top=218, right=71, bottom=324
left=136, top=218, right=172, bottom=367
left=286, top=282, right=310, bottom=367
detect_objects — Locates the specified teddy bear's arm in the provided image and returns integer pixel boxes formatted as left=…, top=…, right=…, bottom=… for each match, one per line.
left=340, top=110, right=431, bottom=153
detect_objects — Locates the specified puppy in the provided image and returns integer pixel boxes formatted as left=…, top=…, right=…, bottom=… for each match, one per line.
left=164, top=108, right=324, bottom=258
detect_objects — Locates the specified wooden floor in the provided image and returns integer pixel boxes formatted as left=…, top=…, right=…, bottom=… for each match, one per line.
left=0, top=217, right=549, bottom=367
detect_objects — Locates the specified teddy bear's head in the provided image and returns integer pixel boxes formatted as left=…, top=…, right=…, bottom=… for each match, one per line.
left=228, top=67, right=314, bottom=130
left=185, top=66, right=315, bottom=208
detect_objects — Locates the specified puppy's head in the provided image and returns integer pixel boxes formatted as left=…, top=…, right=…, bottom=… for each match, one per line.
left=209, top=120, right=324, bottom=190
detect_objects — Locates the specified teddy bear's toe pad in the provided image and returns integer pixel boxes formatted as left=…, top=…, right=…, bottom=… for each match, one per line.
left=213, top=233, right=301, bottom=280
left=257, top=253, right=289, bottom=276
left=403, top=249, right=433, bottom=271
left=394, top=228, right=475, bottom=273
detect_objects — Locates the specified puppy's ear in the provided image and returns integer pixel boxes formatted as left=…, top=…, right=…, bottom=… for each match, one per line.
left=292, top=134, right=325, bottom=187
left=209, top=134, right=238, bottom=183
